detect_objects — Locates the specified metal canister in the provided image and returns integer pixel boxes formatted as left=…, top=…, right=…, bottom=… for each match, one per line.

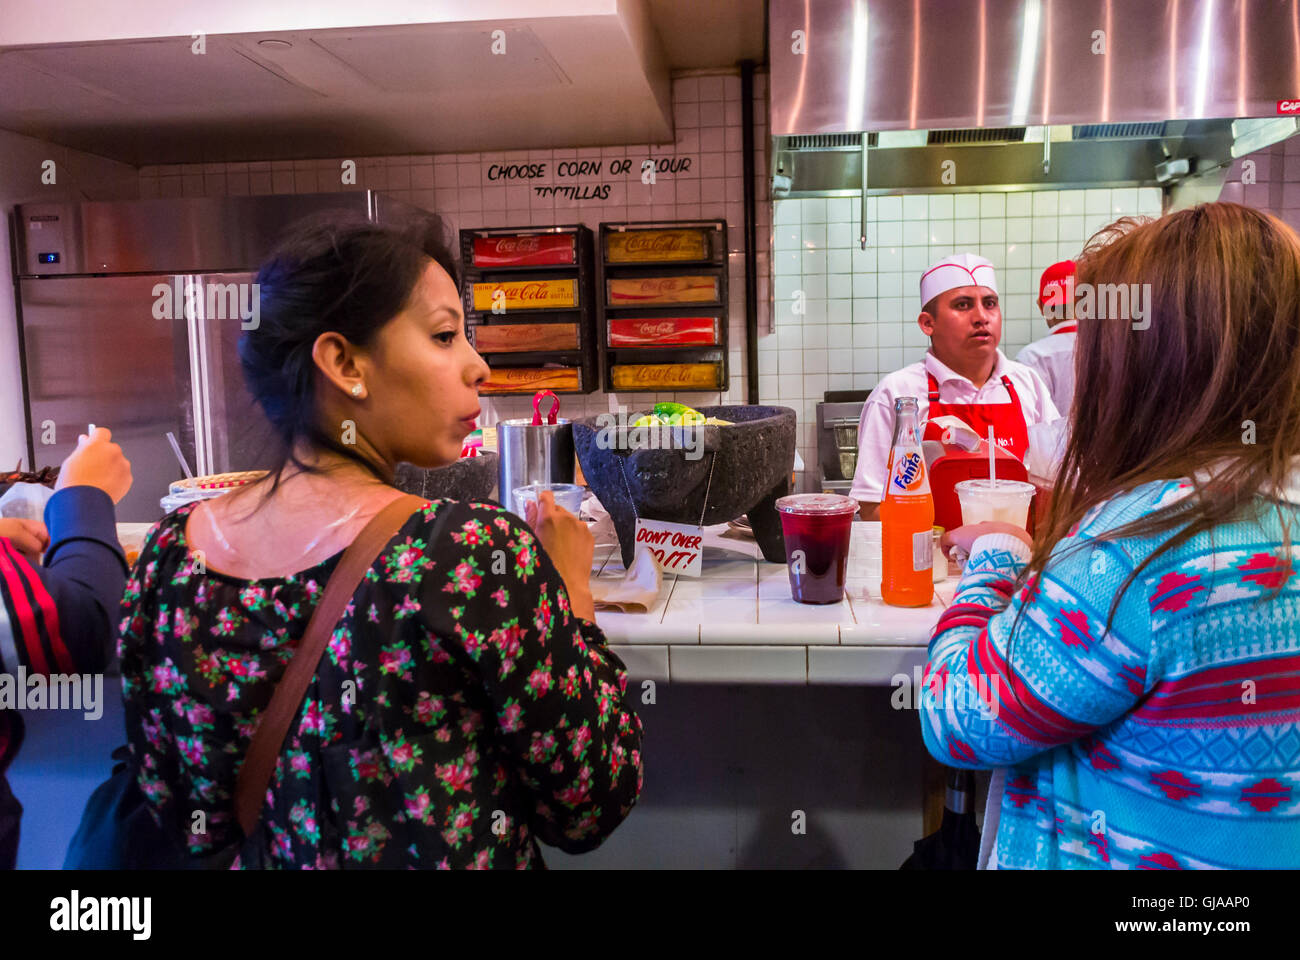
left=496, top=417, right=575, bottom=516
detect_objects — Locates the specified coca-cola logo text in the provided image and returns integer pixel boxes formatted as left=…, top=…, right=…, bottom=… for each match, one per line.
left=490, top=238, right=542, bottom=253
left=634, top=321, right=680, bottom=335
left=621, top=365, right=715, bottom=384
left=634, top=277, right=708, bottom=292
left=506, top=282, right=567, bottom=301
left=623, top=233, right=701, bottom=253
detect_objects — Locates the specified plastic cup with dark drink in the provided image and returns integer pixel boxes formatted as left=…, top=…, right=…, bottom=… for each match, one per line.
left=775, top=493, right=859, bottom=604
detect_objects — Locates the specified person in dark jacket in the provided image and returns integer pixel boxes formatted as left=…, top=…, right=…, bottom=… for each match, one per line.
left=0, top=428, right=133, bottom=868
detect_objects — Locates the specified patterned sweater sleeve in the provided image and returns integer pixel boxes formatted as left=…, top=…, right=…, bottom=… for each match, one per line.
left=921, top=513, right=1154, bottom=770
left=420, top=501, right=644, bottom=852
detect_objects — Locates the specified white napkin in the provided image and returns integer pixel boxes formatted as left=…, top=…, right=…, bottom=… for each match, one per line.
left=929, top=415, right=983, bottom=452
left=590, top=544, right=663, bottom=613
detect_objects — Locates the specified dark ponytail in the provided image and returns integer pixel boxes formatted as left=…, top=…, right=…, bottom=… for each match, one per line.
left=238, top=214, right=459, bottom=491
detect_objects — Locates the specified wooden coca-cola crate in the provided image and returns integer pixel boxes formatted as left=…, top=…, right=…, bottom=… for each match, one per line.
left=467, top=233, right=577, bottom=269
left=460, top=224, right=596, bottom=395
left=606, top=274, right=720, bottom=306
left=481, top=366, right=583, bottom=394
left=610, top=362, right=721, bottom=391
left=607, top=316, right=720, bottom=348
left=598, top=219, right=729, bottom=394
left=474, top=322, right=581, bottom=353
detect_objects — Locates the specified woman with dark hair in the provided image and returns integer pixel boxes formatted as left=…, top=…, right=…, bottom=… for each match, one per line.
left=117, top=217, right=643, bottom=868
left=924, top=202, right=1300, bottom=869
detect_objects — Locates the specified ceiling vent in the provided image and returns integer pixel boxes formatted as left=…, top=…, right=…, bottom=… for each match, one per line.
left=1073, top=122, right=1170, bottom=139
left=926, top=127, right=1026, bottom=145
left=778, top=132, right=874, bottom=150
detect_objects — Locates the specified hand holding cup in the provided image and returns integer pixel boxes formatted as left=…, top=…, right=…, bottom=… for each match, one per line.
left=940, top=521, right=1034, bottom=567
left=524, top=490, right=596, bottom=621
left=56, top=426, right=134, bottom=504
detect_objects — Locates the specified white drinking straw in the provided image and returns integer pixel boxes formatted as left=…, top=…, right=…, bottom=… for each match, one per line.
left=166, top=431, right=194, bottom=479
left=988, top=426, right=997, bottom=488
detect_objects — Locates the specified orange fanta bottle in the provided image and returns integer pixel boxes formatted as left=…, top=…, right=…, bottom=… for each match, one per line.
left=880, top=397, right=934, bottom=607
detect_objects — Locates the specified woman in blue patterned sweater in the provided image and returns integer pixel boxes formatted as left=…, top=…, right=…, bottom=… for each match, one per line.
left=926, top=202, right=1300, bottom=869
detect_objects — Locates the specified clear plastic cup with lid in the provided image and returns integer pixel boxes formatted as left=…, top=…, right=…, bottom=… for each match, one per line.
left=775, top=493, right=859, bottom=604
left=954, top=478, right=1036, bottom=529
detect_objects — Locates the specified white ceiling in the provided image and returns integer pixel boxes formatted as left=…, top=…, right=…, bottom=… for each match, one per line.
left=647, top=0, right=765, bottom=68
left=0, top=0, right=765, bottom=165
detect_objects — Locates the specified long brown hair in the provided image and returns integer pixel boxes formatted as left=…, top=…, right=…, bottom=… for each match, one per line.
left=1020, top=202, right=1300, bottom=638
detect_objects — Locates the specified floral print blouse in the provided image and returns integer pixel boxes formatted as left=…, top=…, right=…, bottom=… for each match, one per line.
left=117, top=498, right=644, bottom=869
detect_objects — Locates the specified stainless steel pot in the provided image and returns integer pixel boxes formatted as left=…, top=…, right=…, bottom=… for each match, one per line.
left=497, top=417, right=575, bottom=516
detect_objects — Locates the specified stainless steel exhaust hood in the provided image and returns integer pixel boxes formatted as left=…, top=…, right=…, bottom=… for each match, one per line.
left=769, top=0, right=1300, bottom=198
left=772, top=118, right=1298, bottom=197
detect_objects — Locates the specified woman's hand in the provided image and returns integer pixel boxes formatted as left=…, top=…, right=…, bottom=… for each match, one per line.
left=940, top=521, right=1034, bottom=561
left=56, top=427, right=133, bottom=504
left=524, top=491, right=596, bottom=621
left=0, top=517, right=50, bottom=563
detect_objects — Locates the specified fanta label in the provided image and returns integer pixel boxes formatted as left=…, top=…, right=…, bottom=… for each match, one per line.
left=891, top=450, right=928, bottom=494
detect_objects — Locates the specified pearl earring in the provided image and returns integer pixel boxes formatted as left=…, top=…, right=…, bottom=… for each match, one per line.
left=351, top=383, right=364, bottom=398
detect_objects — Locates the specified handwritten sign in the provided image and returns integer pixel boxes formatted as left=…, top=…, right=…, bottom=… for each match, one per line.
left=634, top=518, right=704, bottom=577
left=482, top=155, right=696, bottom=202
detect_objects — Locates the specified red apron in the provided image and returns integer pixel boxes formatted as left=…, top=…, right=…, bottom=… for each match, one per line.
left=922, top=370, right=1030, bottom=461
left=1052, top=323, right=1078, bottom=335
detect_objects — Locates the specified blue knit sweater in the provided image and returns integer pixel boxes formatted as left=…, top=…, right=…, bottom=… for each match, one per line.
left=921, top=479, right=1300, bottom=869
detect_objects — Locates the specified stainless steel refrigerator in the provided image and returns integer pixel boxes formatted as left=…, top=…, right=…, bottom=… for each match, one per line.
left=12, top=193, right=430, bottom=520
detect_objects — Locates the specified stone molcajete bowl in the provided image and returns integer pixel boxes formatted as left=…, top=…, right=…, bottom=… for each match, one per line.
left=394, top=452, right=500, bottom=503
left=573, top=405, right=796, bottom=567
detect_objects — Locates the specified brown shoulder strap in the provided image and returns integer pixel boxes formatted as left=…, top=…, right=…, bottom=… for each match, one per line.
left=233, top=493, right=427, bottom=837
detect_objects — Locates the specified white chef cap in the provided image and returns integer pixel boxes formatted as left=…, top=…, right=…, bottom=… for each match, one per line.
left=919, top=253, right=998, bottom=310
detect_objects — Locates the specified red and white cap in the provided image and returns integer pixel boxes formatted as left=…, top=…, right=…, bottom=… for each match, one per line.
left=919, top=253, right=998, bottom=310
left=1038, top=259, right=1077, bottom=308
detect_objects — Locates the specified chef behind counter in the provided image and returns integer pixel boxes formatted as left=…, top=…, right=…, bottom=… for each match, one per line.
left=850, top=254, right=1061, bottom=520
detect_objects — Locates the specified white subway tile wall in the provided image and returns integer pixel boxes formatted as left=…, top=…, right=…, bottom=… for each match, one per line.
left=768, top=187, right=1163, bottom=477
left=138, top=72, right=771, bottom=430
left=1230, top=140, right=1299, bottom=229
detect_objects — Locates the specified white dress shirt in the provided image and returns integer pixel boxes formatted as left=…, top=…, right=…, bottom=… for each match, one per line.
left=1015, top=327, right=1077, bottom=416
left=849, top=350, right=1060, bottom=504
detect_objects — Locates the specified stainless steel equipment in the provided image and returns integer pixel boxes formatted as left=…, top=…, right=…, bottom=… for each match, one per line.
left=767, top=0, right=1300, bottom=208
left=770, top=0, right=1300, bottom=135
left=496, top=418, right=576, bottom=517
left=769, top=120, right=1300, bottom=197
left=13, top=193, right=431, bottom=520
left=816, top=395, right=867, bottom=494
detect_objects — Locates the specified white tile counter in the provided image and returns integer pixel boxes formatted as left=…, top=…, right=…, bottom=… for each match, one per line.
left=595, top=522, right=955, bottom=686
left=115, top=519, right=947, bottom=687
